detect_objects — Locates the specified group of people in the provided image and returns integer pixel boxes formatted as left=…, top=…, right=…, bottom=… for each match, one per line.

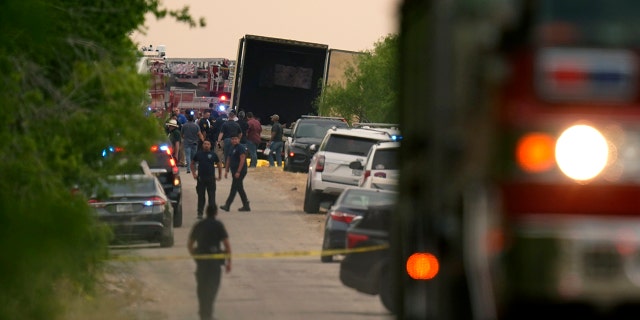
left=166, top=108, right=289, bottom=320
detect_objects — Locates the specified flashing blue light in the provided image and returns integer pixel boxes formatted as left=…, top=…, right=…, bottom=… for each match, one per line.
left=159, top=145, right=170, bottom=152
left=391, top=135, right=403, bottom=141
left=143, top=200, right=153, bottom=206
left=217, top=104, right=227, bottom=112
left=101, top=146, right=116, bottom=158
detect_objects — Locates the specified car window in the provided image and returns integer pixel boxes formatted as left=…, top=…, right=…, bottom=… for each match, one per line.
left=325, top=135, right=379, bottom=156
left=296, top=123, right=320, bottom=138
left=106, top=178, right=156, bottom=194
left=345, top=190, right=397, bottom=207
left=371, top=148, right=398, bottom=170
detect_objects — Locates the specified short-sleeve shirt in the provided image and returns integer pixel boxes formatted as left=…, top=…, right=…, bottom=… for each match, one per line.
left=192, top=150, right=220, bottom=178
left=229, top=143, right=248, bottom=174
left=168, top=128, right=181, bottom=144
left=220, top=120, right=242, bottom=140
left=189, top=218, right=228, bottom=255
left=271, top=122, right=283, bottom=141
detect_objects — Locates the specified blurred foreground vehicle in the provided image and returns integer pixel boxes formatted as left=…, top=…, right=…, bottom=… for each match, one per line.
left=396, top=0, right=640, bottom=319
left=89, top=174, right=174, bottom=247
left=321, top=187, right=397, bottom=262
left=340, top=204, right=395, bottom=313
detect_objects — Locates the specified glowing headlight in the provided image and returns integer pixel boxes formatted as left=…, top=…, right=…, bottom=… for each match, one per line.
left=555, top=125, right=608, bottom=181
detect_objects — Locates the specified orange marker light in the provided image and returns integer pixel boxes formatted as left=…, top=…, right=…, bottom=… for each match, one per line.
left=406, top=253, right=439, bottom=280
left=516, top=133, right=555, bottom=173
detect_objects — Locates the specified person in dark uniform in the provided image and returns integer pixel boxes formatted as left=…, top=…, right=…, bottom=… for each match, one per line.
left=190, top=140, right=223, bottom=219
left=220, top=134, right=250, bottom=212
left=187, top=205, right=231, bottom=320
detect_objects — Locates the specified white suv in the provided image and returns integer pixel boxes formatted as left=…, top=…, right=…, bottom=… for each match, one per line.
left=303, top=125, right=401, bottom=213
left=350, top=141, right=399, bottom=191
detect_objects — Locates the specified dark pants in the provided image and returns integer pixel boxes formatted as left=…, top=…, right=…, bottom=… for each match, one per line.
left=196, top=176, right=216, bottom=216
left=195, top=260, right=222, bottom=320
left=224, top=171, right=249, bottom=207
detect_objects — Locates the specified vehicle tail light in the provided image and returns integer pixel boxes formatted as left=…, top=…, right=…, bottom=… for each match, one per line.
left=346, top=233, right=369, bottom=248
left=373, top=172, right=386, bottom=178
left=88, top=199, right=105, bottom=208
left=144, top=196, right=166, bottom=206
left=288, top=151, right=295, bottom=158
left=406, top=252, right=439, bottom=280
left=315, top=155, right=325, bottom=172
left=363, top=170, right=371, bottom=181
left=330, top=210, right=356, bottom=223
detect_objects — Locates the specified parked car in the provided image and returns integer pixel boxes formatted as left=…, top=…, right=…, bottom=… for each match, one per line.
left=339, top=204, right=395, bottom=313
left=349, top=141, right=400, bottom=191
left=147, top=144, right=183, bottom=227
left=283, top=115, right=349, bottom=172
left=102, top=142, right=183, bottom=227
left=304, top=125, right=401, bottom=213
left=89, top=174, right=175, bottom=247
left=321, top=187, right=397, bottom=262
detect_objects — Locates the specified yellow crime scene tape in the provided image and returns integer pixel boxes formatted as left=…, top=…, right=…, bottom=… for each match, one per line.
left=109, top=244, right=389, bottom=262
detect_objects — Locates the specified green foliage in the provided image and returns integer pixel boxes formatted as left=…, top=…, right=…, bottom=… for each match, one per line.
left=0, top=0, right=201, bottom=318
left=316, top=34, right=399, bottom=124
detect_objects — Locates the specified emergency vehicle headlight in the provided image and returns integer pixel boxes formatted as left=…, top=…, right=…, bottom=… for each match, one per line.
left=555, top=124, right=608, bottom=181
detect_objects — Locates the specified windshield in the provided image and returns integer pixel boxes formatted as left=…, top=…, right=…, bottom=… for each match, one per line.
left=536, top=0, right=640, bottom=46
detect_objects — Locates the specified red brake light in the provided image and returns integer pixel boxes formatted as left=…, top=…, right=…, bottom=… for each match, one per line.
left=146, top=196, right=166, bottom=206
left=330, top=210, right=356, bottom=223
left=346, top=233, right=369, bottom=248
left=315, top=155, right=325, bottom=172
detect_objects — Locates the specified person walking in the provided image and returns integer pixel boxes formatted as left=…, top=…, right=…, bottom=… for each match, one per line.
left=182, top=114, right=201, bottom=173
left=198, top=110, right=212, bottom=150
left=220, top=134, right=250, bottom=212
left=246, top=112, right=262, bottom=167
left=190, top=140, right=223, bottom=219
left=187, top=205, right=231, bottom=320
left=267, top=114, right=284, bottom=167
left=217, top=110, right=242, bottom=166
left=166, top=119, right=181, bottom=162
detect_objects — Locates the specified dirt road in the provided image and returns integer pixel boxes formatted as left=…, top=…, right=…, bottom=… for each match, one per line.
left=103, top=166, right=393, bottom=320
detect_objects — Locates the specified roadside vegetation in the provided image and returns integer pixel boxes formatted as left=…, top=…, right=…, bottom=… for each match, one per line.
left=316, top=34, right=399, bottom=124
left=0, top=1, right=202, bottom=319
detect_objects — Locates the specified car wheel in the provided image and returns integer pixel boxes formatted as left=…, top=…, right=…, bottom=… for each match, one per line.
left=379, top=265, right=396, bottom=314
left=320, top=233, right=333, bottom=263
left=173, top=202, right=183, bottom=228
left=303, top=182, right=321, bottom=213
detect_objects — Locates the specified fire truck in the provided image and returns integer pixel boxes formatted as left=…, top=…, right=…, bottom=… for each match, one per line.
left=395, top=0, right=640, bottom=319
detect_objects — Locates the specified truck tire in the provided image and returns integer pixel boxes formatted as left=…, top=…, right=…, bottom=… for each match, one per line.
left=303, top=184, right=321, bottom=213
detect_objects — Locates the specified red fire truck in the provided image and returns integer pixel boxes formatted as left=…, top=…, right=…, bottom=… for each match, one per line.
left=396, top=0, right=640, bottom=319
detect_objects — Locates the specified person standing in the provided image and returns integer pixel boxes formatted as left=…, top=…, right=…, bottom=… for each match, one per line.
left=187, top=205, right=231, bottom=320
left=182, top=114, right=201, bottom=173
left=190, top=140, right=223, bottom=219
left=166, top=119, right=181, bottom=162
left=246, top=112, right=262, bottom=167
left=177, top=109, right=188, bottom=166
left=237, top=111, right=249, bottom=150
left=217, top=110, right=242, bottom=166
left=220, top=134, right=250, bottom=212
left=198, top=110, right=212, bottom=150
left=267, top=114, right=283, bottom=167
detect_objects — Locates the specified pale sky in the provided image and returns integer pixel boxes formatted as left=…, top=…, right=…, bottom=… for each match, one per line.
left=130, top=0, right=401, bottom=59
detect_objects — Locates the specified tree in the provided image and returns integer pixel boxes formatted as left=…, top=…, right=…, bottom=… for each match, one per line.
left=316, top=34, right=399, bottom=124
left=0, top=1, right=201, bottom=318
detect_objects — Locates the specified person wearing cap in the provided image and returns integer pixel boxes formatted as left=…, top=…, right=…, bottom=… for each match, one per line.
left=220, top=133, right=251, bottom=212
left=166, top=119, right=181, bottom=162
left=267, top=114, right=284, bottom=167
